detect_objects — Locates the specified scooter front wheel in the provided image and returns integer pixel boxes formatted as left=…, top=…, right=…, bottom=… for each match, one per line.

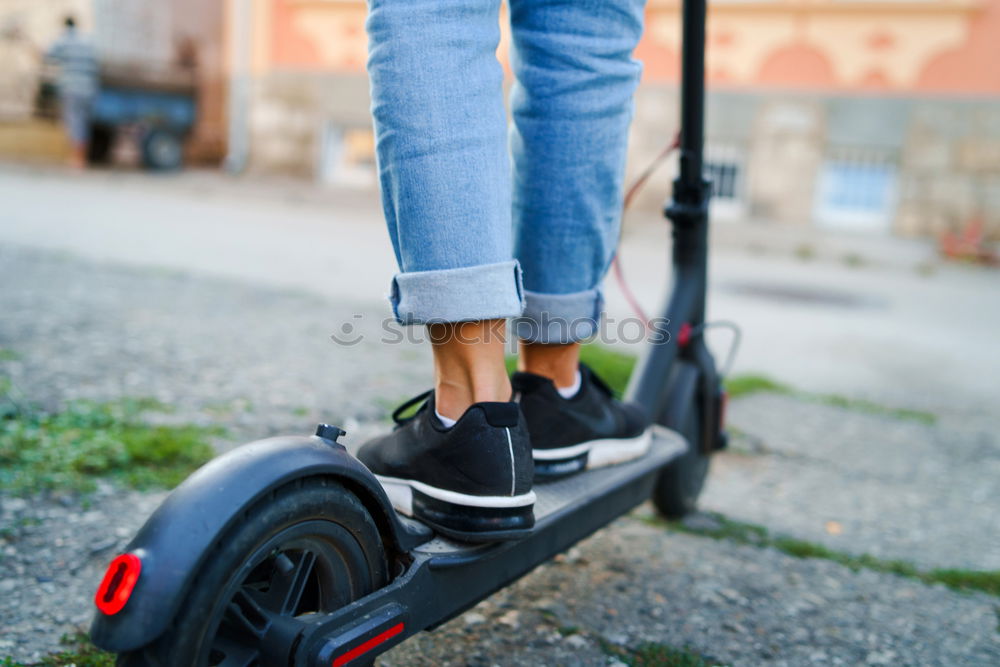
left=116, top=477, right=389, bottom=667
left=649, top=360, right=710, bottom=520
left=650, top=399, right=707, bottom=519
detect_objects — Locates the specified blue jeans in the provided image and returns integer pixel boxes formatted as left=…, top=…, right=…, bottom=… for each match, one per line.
left=366, top=0, right=645, bottom=343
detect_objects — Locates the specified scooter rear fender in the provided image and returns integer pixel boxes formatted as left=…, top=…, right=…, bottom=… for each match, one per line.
left=90, top=432, right=429, bottom=653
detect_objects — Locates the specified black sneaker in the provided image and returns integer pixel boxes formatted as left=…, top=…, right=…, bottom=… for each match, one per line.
left=512, top=365, right=652, bottom=479
left=356, top=390, right=535, bottom=542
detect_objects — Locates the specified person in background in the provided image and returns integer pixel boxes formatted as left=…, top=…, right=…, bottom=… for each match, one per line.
left=45, top=16, right=99, bottom=169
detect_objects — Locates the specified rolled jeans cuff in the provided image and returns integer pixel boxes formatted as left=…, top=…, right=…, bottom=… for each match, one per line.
left=512, top=288, right=604, bottom=344
left=390, top=260, right=524, bottom=325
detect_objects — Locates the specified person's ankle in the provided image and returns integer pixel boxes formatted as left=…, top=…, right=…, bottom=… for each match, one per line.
left=435, top=373, right=511, bottom=422
left=430, top=319, right=511, bottom=421
left=518, top=341, right=581, bottom=391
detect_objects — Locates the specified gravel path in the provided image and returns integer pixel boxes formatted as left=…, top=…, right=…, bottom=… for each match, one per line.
left=1, top=245, right=998, bottom=665
left=0, top=244, right=431, bottom=443
left=381, top=515, right=1000, bottom=667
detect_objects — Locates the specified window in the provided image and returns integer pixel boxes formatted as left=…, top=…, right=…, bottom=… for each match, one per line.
left=705, top=143, right=746, bottom=220
left=815, top=147, right=897, bottom=233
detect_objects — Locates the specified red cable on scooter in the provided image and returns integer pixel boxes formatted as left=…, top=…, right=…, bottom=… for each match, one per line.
left=612, top=131, right=681, bottom=328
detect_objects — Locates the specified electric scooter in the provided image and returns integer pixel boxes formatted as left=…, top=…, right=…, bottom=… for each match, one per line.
left=90, top=0, right=727, bottom=663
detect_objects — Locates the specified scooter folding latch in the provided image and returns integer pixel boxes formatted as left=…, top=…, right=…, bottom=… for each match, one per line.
left=314, top=603, right=407, bottom=667
left=315, top=423, right=347, bottom=444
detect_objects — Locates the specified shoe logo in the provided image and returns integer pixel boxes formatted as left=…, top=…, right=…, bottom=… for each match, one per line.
left=564, top=400, right=619, bottom=437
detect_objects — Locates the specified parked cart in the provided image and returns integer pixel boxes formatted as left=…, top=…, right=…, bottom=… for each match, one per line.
left=38, top=62, right=197, bottom=170
left=89, top=64, right=197, bottom=170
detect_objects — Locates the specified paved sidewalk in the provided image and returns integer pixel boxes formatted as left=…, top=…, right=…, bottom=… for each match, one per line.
left=2, top=163, right=996, bottom=414
left=706, top=394, right=1000, bottom=572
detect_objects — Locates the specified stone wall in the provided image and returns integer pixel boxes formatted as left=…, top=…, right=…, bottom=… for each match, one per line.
left=245, top=70, right=999, bottom=239
left=628, top=87, right=1000, bottom=239
left=248, top=72, right=371, bottom=178
left=897, top=102, right=1000, bottom=238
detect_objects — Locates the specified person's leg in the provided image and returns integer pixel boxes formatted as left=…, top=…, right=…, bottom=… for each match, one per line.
left=366, top=0, right=522, bottom=419
left=61, top=94, right=89, bottom=169
left=508, top=0, right=650, bottom=478
left=359, top=0, right=534, bottom=540
left=509, top=0, right=645, bottom=369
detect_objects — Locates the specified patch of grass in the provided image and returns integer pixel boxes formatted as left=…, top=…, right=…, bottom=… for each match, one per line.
left=373, top=395, right=403, bottom=422
left=930, top=570, right=1000, bottom=598
left=0, top=515, right=40, bottom=540
left=724, top=373, right=936, bottom=425
left=398, top=352, right=935, bottom=427
left=658, top=511, right=1000, bottom=597
left=600, top=638, right=725, bottom=666
left=1, top=633, right=114, bottom=667
left=506, top=343, right=637, bottom=397
left=724, top=374, right=792, bottom=399
left=630, top=643, right=724, bottom=667
left=504, top=355, right=518, bottom=376
left=557, top=625, right=580, bottom=637
left=645, top=511, right=766, bottom=545
left=794, top=243, right=816, bottom=261
left=579, top=344, right=637, bottom=398
left=381, top=395, right=424, bottom=423
left=842, top=252, right=866, bottom=268
left=202, top=398, right=253, bottom=418
left=0, top=348, right=19, bottom=362
left=813, top=394, right=936, bottom=425
left=0, top=396, right=220, bottom=493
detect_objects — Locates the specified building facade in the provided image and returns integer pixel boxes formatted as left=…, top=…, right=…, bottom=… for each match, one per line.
left=238, top=0, right=999, bottom=239
left=4, top=0, right=994, bottom=238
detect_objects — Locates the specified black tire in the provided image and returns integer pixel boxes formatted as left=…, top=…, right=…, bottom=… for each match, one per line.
left=650, top=395, right=710, bottom=520
left=141, top=128, right=184, bottom=170
left=116, top=477, right=388, bottom=667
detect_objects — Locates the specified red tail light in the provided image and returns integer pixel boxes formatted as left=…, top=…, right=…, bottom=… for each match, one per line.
left=94, top=553, right=142, bottom=615
left=332, top=622, right=404, bottom=667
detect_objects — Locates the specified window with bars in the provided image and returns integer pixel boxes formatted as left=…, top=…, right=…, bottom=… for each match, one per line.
left=707, top=160, right=740, bottom=200
left=705, top=145, right=743, bottom=201
left=704, top=144, right=746, bottom=220
left=815, top=147, right=897, bottom=232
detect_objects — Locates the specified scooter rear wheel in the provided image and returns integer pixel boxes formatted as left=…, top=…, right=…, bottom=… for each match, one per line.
left=116, top=477, right=388, bottom=667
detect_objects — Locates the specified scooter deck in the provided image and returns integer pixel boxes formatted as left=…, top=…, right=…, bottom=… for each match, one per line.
left=303, top=426, right=687, bottom=666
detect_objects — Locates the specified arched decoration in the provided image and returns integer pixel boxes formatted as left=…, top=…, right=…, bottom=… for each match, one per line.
left=914, top=0, right=1000, bottom=93
left=858, top=69, right=891, bottom=91
left=758, top=42, right=837, bottom=89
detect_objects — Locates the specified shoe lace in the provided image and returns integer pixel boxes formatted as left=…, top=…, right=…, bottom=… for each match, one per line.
left=391, top=389, right=433, bottom=426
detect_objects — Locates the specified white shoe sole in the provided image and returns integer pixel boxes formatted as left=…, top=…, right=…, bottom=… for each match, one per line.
left=375, top=475, right=537, bottom=517
left=586, top=428, right=653, bottom=468
left=532, top=428, right=653, bottom=469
